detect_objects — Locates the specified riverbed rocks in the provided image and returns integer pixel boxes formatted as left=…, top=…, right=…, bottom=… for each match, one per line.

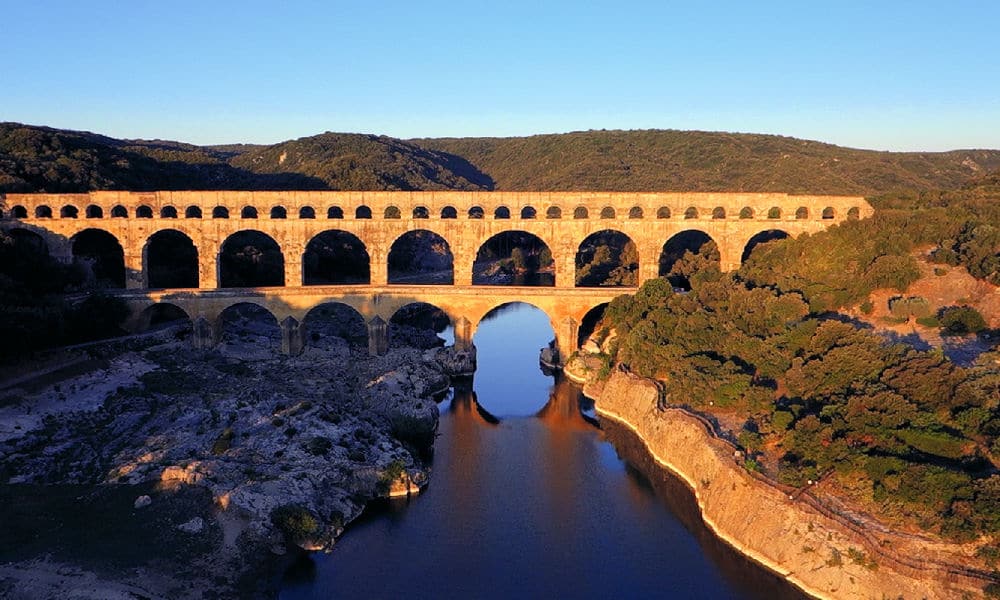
left=0, top=329, right=458, bottom=598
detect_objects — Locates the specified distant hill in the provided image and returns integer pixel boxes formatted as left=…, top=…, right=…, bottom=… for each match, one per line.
left=228, top=132, right=492, bottom=191
left=416, top=130, right=1000, bottom=195
left=2, top=122, right=999, bottom=196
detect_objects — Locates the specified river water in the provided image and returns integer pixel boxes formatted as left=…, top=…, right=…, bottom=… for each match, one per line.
left=279, top=303, right=803, bottom=599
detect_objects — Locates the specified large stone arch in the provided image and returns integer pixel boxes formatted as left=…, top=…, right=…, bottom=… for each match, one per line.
left=741, top=229, right=790, bottom=263
left=144, top=229, right=199, bottom=289
left=658, top=229, right=721, bottom=289
left=219, top=230, right=284, bottom=288
left=303, top=230, right=370, bottom=285
left=574, top=229, right=638, bottom=287
left=387, top=229, right=454, bottom=285
left=473, top=230, right=555, bottom=286
left=72, top=228, right=126, bottom=288
left=303, top=302, right=368, bottom=349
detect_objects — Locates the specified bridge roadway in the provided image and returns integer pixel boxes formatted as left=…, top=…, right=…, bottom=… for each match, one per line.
left=119, top=284, right=630, bottom=363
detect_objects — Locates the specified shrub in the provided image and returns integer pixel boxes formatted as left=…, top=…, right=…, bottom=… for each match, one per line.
left=939, top=306, right=987, bottom=335
left=270, top=504, right=319, bottom=544
left=305, top=436, right=332, bottom=456
left=211, top=427, right=234, bottom=455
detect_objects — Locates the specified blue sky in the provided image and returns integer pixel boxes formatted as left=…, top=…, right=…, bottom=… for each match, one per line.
left=4, top=1, right=998, bottom=150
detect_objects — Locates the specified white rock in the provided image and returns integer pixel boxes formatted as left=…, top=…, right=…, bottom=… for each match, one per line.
left=177, top=517, right=204, bottom=534
left=133, top=495, right=152, bottom=509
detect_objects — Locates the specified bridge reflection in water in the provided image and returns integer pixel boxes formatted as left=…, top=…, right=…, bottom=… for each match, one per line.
left=280, top=302, right=802, bottom=599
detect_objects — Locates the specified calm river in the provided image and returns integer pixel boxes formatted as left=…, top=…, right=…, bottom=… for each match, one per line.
left=279, top=303, right=803, bottom=599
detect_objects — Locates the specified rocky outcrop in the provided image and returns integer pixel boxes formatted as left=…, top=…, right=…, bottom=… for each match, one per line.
left=589, top=370, right=991, bottom=600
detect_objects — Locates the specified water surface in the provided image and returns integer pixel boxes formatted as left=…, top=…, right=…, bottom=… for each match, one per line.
left=280, top=303, right=802, bottom=599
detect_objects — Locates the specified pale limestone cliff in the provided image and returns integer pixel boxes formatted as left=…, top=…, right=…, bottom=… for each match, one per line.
left=588, top=369, right=989, bottom=600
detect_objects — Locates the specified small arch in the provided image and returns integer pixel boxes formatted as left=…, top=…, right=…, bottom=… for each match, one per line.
left=767, top=207, right=781, bottom=219
left=494, top=206, right=511, bottom=219
left=413, top=206, right=429, bottom=219
left=133, top=303, right=191, bottom=333
left=600, top=206, right=615, bottom=219
left=441, top=206, right=458, bottom=219
left=299, top=206, right=315, bottom=219
left=355, top=205, right=372, bottom=219
left=185, top=206, right=202, bottom=219
left=573, top=206, right=589, bottom=219
left=795, top=207, right=809, bottom=220
left=739, top=207, right=754, bottom=219
left=656, top=206, right=671, bottom=219
left=384, top=206, right=401, bottom=219
left=60, top=205, right=79, bottom=218
left=217, top=303, right=281, bottom=351
left=161, top=206, right=178, bottom=219
left=822, top=207, right=835, bottom=219
left=136, top=205, right=153, bottom=219
left=848, top=207, right=860, bottom=220
left=327, top=206, right=344, bottom=219
left=85, top=205, right=103, bottom=219
left=742, top=229, right=790, bottom=263
left=303, top=303, right=367, bottom=349
left=270, top=206, right=287, bottom=219
left=212, top=206, right=229, bottom=219
left=219, top=230, right=284, bottom=288
left=145, top=230, right=198, bottom=289
left=546, top=206, right=562, bottom=219
left=468, top=206, right=485, bottom=219
left=12, top=205, right=28, bottom=219
left=520, top=206, right=537, bottom=219
left=684, top=206, right=698, bottom=219
left=111, top=205, right=128, bottom=218
left=241, top=206, right=258, bottom=219
left=388, top=230, right=454, bottom=285
left=304, top=230, right=370, bottom=285
left=35, top=205, right=53, bottom=218
left=712, top=207, right=726, bottom=219
left=628, top=206, right=643, bottom=219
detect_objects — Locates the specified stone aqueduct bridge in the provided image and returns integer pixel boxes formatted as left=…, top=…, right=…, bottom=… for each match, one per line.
left=1, top=191, right=871, bottom=361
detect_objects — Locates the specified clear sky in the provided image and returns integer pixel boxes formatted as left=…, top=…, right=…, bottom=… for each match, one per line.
left=4, top=0, right=998, bottom=151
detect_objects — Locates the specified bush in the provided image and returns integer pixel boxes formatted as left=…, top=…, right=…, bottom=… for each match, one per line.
left=211, top=428, right=234, bottom=455
left=939, top=306, right=987, bottom=335
left=270, top=505, right=319, bottom=544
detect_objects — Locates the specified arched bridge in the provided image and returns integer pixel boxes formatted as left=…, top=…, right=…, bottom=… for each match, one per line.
left=1, top=190, right=871, bottom=362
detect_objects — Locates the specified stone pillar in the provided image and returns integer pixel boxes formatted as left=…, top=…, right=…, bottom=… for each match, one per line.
left=554, top=316, right=578, bottom=366
left=368, top=316, right=388, bottom=356
left=453, top=257, right=473, bottom=286
left=280, top=316, right=305, bottom=356
left=453, top=316, right=474, bottom=350
left=192, top=316, right=217, bottom=350
left=284, top=259, right=303, bottom=287
left=370, top=256, right=388, bottom=286
left=555, top=254, right=576, bottom=289
left=717, top=240, right=743, bottom=273
left=199, top=249, right=217, bottom=289
left=637, top=243, right=662, bottom=285
left=124, top=252, right=144, bottom=289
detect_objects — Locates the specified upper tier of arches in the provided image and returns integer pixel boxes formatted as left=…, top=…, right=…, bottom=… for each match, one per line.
left=1, top=191, right=870, bottom=225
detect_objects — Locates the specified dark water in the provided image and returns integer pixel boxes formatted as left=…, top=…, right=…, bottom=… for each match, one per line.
left=279, top=303, right=803, bottom=599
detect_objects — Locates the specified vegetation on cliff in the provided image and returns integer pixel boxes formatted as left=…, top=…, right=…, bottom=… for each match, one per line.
left=598, top=195, right=1000, bottom=548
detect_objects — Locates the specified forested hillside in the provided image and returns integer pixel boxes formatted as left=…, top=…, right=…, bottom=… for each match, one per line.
left=3, top=122, right=1000, bottom=195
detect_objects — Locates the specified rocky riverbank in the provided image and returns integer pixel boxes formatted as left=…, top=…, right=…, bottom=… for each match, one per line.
left=0, top=320, right=471, bottom=599
left=576, top=366, right=992, bottom=599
